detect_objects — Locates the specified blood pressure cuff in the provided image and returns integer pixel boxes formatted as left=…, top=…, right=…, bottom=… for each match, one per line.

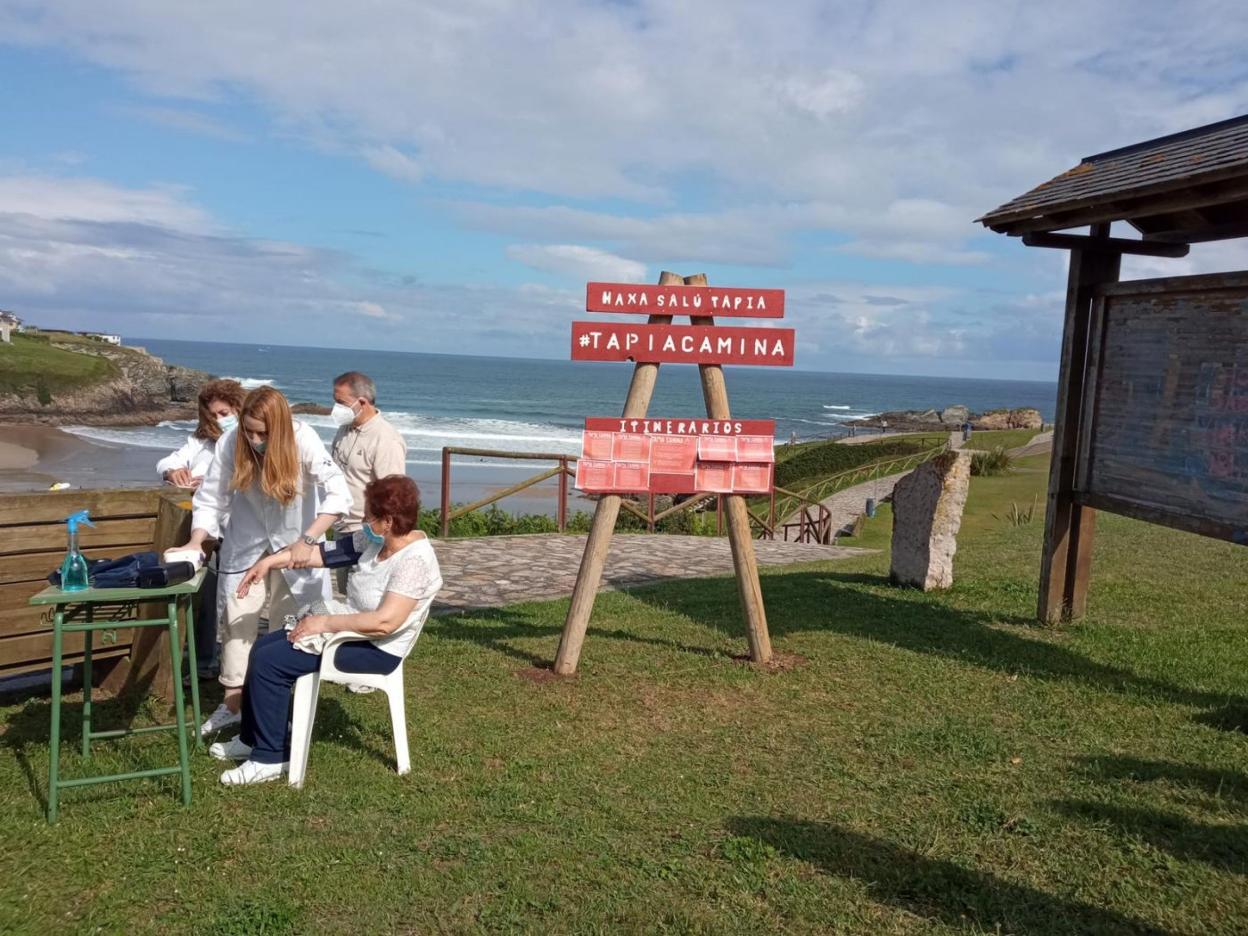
left=320, top=535, right=365, bottom=569
left=137, top=561, right=197, bottom=589
left=48, top=551, right=161, bottom=589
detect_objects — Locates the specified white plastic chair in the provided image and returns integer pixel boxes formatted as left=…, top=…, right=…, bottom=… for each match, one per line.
left=287, top=606, right=430, bottom=789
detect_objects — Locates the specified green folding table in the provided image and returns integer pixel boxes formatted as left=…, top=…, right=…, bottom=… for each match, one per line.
left=29, top=567, right=207, bottom=823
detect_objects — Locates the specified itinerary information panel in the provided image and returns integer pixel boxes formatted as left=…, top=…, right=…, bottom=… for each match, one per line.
left=575, top=418, right=776, bottom=496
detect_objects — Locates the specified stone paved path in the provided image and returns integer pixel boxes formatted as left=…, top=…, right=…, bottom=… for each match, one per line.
left=1012, top=429, right=1053, bottom=458
left=812, top=471, right=911, bottom=539
left=429, top=533, right=870, bottom=613
left=812, top=430, right=1054, bottom=539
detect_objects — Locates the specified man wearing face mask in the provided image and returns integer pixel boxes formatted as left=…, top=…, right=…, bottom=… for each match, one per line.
left=329, top=372, right=408, bottom=598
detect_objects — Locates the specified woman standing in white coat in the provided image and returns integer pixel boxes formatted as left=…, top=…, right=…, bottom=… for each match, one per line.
left=157, top=379, right=246, bottom=679
left=157, top=379, right=247, bottom=490
left=175, top=385, right=351, bottom=737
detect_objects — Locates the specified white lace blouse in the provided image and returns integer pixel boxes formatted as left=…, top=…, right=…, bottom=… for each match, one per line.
left=343, top=531, right=442, bottom=658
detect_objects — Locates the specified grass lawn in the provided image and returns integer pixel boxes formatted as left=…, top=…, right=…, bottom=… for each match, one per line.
left=0, top=333, right=118, bottom=399
left=2, top=456, right=1247, bottom=933
left=962, top=428, right=1042, bottom=451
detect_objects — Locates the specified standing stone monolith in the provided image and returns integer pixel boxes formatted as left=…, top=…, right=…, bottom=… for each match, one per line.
left=889, top=450, right=972, bottom=590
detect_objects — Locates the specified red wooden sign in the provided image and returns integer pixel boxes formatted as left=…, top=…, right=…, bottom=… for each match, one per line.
left=586, top=282, right=785, bottom=318
left=576, top=417, right=775, bottom=495
left=572, top=323, right=795, bottom=366
left=584, top=417, right=776, bottom=436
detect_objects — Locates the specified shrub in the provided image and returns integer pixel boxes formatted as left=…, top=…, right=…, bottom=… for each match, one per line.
left=775, top=437, right=942, bottom=489
left=992, top=495, right=1039, bottom=526
left=970, top=446, right=1014, bottom=477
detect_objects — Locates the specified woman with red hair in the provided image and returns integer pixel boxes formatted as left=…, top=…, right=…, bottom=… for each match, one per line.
left=211, top=474, right=442, bottom=785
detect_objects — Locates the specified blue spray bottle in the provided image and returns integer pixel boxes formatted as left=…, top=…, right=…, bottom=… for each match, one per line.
left=61, top=510, right=95, bottom=591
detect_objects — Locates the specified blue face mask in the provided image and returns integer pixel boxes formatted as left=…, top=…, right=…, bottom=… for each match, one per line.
left=248, top=437, right=267, bottom=455
left=362, top=522, right=385, bottom=546
left=217, top=413, right=238, bottom=433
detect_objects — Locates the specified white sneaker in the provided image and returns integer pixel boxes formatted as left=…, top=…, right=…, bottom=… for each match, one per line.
left=220, top=760, right=288, bottom=786
left=347, top=683, right=376, bottom=694
left=199, top=703, right=241, bottom=737
left=209, top=735, right=253, bottom=762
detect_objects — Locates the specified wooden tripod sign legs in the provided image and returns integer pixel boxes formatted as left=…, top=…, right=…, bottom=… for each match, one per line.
left=553, top=271, right=774, bottom=675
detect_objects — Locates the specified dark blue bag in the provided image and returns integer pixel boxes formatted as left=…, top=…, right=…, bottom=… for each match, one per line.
left=47, top=551, right=161, bottom=589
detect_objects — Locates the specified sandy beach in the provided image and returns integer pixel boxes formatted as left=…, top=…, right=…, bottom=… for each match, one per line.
left=0, top=425, right=163, bottom=492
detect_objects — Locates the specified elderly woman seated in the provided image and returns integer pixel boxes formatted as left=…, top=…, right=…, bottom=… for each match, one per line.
left=210, top=474, right=442, bottom=785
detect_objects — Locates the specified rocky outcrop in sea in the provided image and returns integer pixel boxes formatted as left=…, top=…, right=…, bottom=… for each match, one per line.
left=848, top=405, right=1044, bottom=432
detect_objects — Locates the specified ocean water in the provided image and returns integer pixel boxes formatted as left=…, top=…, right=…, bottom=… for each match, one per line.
left=74, top=339, right=1056, bottom=458
left=60, top=339, right=1056, bottom=512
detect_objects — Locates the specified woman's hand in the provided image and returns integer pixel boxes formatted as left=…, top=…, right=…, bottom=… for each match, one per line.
left=172, top=532, right=207, bottom=555
left=288, top=614, right=330, bottom=644
left=236, top=557, right=271, bottom=598
left=288, top=538, right=315, bottom=569
left=164, top=467, right=196, bottom=488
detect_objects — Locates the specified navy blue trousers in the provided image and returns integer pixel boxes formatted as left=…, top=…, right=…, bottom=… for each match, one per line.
left=239, top=629, right=402, bottom=764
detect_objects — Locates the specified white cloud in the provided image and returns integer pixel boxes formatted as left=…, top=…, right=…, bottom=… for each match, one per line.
left=505, top=244, right=646, bottom=282
left=117, top=105, right=248, bottom=142
left=0, top=174, right=212, bottom=229
left=351, top=300, right=399, bottom=321
left=0, top=172, right=1063, bottom=374
left=361, top=145, right=423, bottom=183
left=1119, top=237, right=1248, bottom=281
left=0, top=173, right=581, bottom=359
left=4, top=1, right=1246, bottom=270
left=1, top=2, right=1245, bottom=379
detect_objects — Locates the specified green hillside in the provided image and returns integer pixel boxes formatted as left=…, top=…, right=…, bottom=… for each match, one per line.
left=0, top=332, right=119, bottom=403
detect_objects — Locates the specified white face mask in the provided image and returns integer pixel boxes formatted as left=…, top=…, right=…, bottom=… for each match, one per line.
left=330, top=402, right=358, bottom=427
left=216, top=413, right=238, bottom=433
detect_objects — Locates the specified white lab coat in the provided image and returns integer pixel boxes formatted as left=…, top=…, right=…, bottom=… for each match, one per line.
left=156, top=433, right=217, bottom=481
left=192, top=421, right=351, bottom=609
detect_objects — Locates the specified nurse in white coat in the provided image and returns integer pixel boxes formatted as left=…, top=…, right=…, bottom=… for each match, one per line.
left=176, top=385, right=351, bottom=737
left=156, top=379, right=246, bottom=679
left=157, top=379, right=247, bottom=490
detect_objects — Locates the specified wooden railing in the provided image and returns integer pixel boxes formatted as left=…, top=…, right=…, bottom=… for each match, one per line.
left=439, top=448, right=577, bottom=537
left=749, top=441, right=950, bottom=544
left=438, top=440, right=948, bottom=544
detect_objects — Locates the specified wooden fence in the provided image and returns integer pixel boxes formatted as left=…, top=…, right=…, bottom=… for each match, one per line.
left=440, top=447, right=575, bottom=537
left=0, top=488, right=192, bottom=692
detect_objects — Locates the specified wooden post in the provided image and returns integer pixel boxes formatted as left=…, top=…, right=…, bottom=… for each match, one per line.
left=1037, top=223, right=1120, bottom=623
left=440, top=448, right=452, bottom=538
left=768, top=483, right=776, bottom=537
left=553, top=271, right=682, bottom=674
left=557, top=458, right=568, bottom=533
left=686, top=273, right=772, bottom=664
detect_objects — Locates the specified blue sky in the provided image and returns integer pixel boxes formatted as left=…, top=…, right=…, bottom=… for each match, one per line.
left=1, top=1, right=1246, bottom=380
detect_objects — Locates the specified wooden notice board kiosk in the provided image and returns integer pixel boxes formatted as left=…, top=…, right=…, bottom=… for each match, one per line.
left=978, top=115, right=1248, bottom=623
